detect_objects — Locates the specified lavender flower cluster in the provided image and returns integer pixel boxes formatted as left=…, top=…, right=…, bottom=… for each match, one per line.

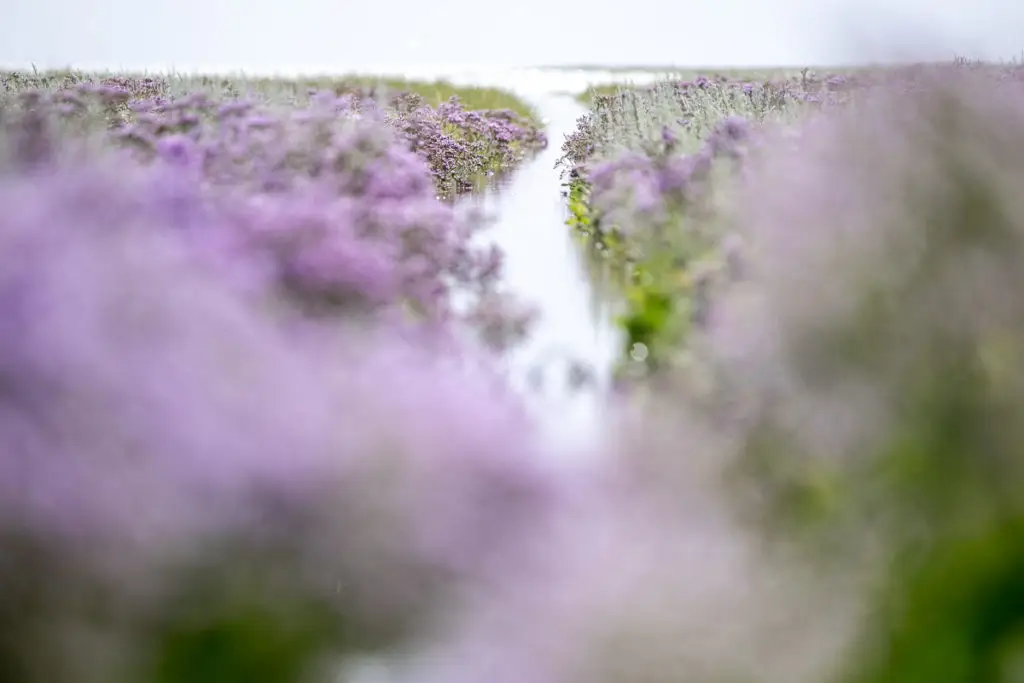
left=0, top=70, right=547, bottom=197
left=0, top=70, right=556, bottom=683
left=390, top=92, right=547, bottom=194
left=0, top=72, right=546, bottom=347
left=558, top=61, right=1024, bottom=376
left=557, top=72, right=827, bottom=376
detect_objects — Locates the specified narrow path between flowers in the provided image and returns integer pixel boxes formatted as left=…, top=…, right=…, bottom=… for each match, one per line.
left=462, top=91, right=622, bottom=453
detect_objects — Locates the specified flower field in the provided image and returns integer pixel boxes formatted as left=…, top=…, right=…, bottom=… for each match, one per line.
left=4, top=59, right=1024, bottom=683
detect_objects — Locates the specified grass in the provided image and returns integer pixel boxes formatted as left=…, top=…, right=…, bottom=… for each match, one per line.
left=309, top=75, right=541, bottom=124
left=216, top=74, right=541, bottom=124
left=573, top=83, right=645, bottom=105
left=212, top=74, right=540, bottom=124
left=1, top=68, right=542, bottom=126
left=1, top=68, right=549, bottom=200
left=570, top=66, right=867, bottom=104
left=537, top=64, right=806, bottom=74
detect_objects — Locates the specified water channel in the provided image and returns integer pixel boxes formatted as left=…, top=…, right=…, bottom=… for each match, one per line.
left=449, top=69, right=663, bottom=450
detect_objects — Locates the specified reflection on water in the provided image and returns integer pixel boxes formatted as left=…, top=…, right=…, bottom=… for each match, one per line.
left=572, top=226, right=631, bottom=328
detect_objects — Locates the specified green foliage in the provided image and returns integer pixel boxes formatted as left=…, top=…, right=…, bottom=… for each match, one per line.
left=356, top=77, right=541, bottom=123
left=564, top=176, right=595, bottom=234
left=563, top=174, right=701, bottom=375
left=842, top=521, right=1024, bottom=683
left=139, top=534, right=423, bottom=683
left=148, top=592, right=339, bottom=683
left=0, top=69, right=541, bottom=126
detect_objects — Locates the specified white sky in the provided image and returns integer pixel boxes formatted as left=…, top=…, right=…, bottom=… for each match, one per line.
left=1, top=0, right=1021, bottom=73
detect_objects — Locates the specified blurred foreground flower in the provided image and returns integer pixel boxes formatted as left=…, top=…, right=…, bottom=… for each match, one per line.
left=702, top=67, right=1024, bottom=683
left=0, top=160, right=563, bottom=683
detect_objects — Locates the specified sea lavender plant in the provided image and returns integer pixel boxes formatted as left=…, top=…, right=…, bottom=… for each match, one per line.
left=696, top=67, right=1024, bottom=683
left=557, top=72, right=841, bottom=375
left=1, top=71, right=547, bottom=195
left=398, top=401, right=862, bottom=683
left=562, top=61, right=1024, bottom=377
left=575, top=116, right=755, bottom=374
left=390, top=94, right=546, bottom=195
left=0, top=84, right=534, bottom=349
left=0, top=158, right=565, bottom=683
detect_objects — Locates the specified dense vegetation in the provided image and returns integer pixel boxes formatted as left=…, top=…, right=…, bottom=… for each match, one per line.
left=4, top=59, right=1024, bottom=683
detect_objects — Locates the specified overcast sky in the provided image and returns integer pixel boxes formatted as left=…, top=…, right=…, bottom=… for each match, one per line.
left=1, top=0, right=1021, bottom=73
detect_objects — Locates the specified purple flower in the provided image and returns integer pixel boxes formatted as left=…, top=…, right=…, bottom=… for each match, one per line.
left=155, top=134, right=203, bottom=169
left=0, top=153, right=568, bottom=680
left=661, top=125, right=677, bottom=151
